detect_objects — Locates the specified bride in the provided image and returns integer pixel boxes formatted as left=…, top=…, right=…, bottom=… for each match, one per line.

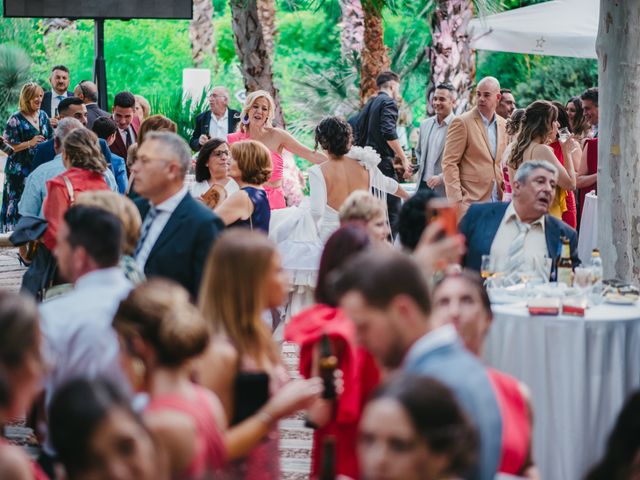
left=270, top=116, right=409, bottom=324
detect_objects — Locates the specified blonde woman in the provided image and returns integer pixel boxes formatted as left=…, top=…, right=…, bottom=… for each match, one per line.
left=506, top=100, right=576, bottom=219
left=339, top=190, right=390, bottom=246
left=76, top=190, right=145, bottom=284
left=134, top=94, right=151, bottom=122
left=228, top=90, right=327, bottom=209
left=41, top=129, right=110, bottom=251
left=198, top=230, right=324, bottom=478
left=1, top=82, right=53, bottom=230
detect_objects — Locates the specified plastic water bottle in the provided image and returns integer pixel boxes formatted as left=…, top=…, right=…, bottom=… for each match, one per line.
left=590, top=249, right=603, bottom=284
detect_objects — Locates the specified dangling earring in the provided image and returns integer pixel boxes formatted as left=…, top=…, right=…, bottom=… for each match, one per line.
left=242, top=114, right=250, bottom=125
left=131, top=357, right=147, bottom=391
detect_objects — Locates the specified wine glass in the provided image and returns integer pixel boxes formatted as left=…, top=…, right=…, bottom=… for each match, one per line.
left=574, top=267, right=592, bottom=289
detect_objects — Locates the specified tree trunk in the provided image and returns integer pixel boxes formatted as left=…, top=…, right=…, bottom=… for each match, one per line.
left=426, top=0, right=476, bottom=115
left=359, top=3, right=390, bottom=103
left=257, top=0, right=277, bottom=59
left=190, top=0, right=216, bottom=68
left=230, top=0, right=285, bottom=127
left=597, top=0, right=640, bottom=282
left=339, top=0, right=365, bottom=59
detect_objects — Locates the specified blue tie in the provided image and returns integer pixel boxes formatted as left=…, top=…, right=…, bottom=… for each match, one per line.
left=135, top=206, right=158, bottom=258
left=56, top=95, right=65, bottom=101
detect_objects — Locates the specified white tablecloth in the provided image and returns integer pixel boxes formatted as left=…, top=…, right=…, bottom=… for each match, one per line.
left=578, top=191, right=598, bottom=262
left=484, top=302, right=640, bottom=480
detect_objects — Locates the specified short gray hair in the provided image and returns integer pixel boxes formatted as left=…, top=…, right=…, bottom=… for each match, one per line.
left=514, top=160, right=558, bottom=184
left=144, top=131, right=191, bottom=178
left=55, top=118, right=83, bottom=143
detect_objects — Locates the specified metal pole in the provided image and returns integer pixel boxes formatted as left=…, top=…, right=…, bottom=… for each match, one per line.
left=93, top=18, right=108, bottom=111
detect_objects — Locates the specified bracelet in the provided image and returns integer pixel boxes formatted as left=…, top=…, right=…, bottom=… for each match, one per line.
left=256, top=410, right=274, bottom=426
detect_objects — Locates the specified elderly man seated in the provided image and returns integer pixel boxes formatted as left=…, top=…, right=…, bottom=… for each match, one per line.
left=459, top=160, right=580, bottom=277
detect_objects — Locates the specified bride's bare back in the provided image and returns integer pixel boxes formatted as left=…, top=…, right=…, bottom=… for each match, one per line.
left=321, top=156, right=370, bottom=211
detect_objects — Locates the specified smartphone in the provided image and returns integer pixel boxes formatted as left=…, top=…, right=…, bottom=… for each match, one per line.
left=426, top=198, right=459, bottom=238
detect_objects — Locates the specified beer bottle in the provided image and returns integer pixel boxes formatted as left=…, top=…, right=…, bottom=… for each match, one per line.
left=319, top=333, right=338, bottom=400
left=318, top=436, right=336, bottom=480
left=557, top=236, right=573, bottom=286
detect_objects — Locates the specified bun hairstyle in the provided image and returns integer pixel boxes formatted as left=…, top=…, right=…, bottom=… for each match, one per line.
left=314, top=116, right=352, bottom=156
left=63, top=128, right=108, bottom=173
left=231, top=140, right=272, bottom=185
left=113, top=279, right=210, bottom=367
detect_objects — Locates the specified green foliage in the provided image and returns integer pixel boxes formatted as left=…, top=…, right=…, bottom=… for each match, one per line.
left=0, top=44, right=32, bottom=122
left=148, top=89, right=210, bottom=142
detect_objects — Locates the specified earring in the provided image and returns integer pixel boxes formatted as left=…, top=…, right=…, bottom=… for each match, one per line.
left=242, top=114, right=250, bottom=125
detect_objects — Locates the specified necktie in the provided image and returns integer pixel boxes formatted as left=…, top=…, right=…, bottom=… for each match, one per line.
left=505, top=218, right=531, bottom=275
left=135, top=206, right=158, bottom=258
left=124, top=128, right=132, bottom=149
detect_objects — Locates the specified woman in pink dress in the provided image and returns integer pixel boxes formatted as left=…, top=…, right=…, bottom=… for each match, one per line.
left=227, top=90, right=327, bottom=209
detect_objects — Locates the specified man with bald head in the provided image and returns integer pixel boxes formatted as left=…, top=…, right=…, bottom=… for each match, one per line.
left=442, top=77, right=507, bottom=215
left=189, top=86, right=240, bottom=151
left=74, top=80, right=110, bottom=129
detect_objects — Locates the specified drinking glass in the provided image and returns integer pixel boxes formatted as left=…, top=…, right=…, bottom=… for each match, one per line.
left=574, top=267, right=592, bottom=289
left=558, top=127, right=571, bottom=142
left=481, top=255, right=494, bottom=280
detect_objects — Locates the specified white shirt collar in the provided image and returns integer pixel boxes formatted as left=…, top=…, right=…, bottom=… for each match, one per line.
left=479, top=111, right=497, bottom=126
left=506, top=201, right=545, bottom=231
left=437, top=112, right=455, bottom=127
left=404, top=323, right=458, bottom=366
left=75, top=267, right=128, bottom=289
left=153, top=185, right=188, bottom=212
left=212, top=109, right=228, bottom=122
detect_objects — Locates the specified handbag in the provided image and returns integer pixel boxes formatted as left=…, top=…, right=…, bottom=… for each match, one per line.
left=9, top=215, right=48, bottom=264
left=200, top=183, right=225, bottom=209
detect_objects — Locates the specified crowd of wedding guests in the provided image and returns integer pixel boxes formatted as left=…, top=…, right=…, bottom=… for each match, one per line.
left=0, top=64, right=635, bottom=480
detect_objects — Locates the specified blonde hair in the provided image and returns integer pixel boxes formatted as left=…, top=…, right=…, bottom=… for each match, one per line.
left=75, top=191, right=142, bottom=255
left=138, top=115, right=177, bottom=145
left=19, top=82, right=44, bottom=114
left=231, top=140, right=272, bottom=184
left=114, top=279, right=210, bottom=367
left=339, top=190, right=386, bottom=223
left=199, top=230, right=279, bottom=366
left=62, top=129, right=107, bottom=173
left=238, top=90, right=275, bottom=132
left=134, top=95, right=151, bottom=119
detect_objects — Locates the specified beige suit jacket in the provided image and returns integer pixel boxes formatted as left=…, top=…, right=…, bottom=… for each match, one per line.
left=441, top=107, right=507, bottom=214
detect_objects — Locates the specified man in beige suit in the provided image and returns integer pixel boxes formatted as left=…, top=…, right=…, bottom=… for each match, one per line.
left=442, top=77, right=507, bottom=214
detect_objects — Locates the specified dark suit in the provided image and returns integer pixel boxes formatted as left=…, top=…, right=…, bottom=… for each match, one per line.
left=135, top=193, right=224, bottom=298
left=459, top=202, right=581, bottom=273
left=352, top=92, right=401, bottom=229
left=189, top=108, right=240, bottom=151
left=86, top=103, right=110, bottom=129
left=42, top=90, right=73, bottom=119
left=109, top=116, right=141, bottom=160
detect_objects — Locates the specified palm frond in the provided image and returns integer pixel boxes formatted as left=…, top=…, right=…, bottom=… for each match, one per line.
left=0, top=44, right=32, bottom=124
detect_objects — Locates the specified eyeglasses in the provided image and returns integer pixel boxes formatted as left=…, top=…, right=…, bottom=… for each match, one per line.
left=212, top=150, right=230, bottom=157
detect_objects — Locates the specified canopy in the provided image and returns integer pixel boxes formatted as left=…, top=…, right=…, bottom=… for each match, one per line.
left=469, top=0, right=599, bottom=59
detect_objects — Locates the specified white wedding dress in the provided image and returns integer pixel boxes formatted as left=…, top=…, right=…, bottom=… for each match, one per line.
left=269, top=147, right=400, bottom=326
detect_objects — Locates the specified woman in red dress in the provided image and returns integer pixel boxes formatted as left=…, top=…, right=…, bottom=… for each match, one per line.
left=432, top=271, right=538, bottom=478
left=285, top=223, right=381, bottom=480
left=227, top=90, right=327, bottom=209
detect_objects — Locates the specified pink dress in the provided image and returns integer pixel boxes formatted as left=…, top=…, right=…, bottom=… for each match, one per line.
left=145, top=384, right=227, bottom=479
left=228, top=132, right=286, bottom=209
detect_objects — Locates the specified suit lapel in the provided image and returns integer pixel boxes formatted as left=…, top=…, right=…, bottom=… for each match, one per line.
left=146, top=195, right=191, bottom=264
left=473, top=109, right=493, bottom=158
left=544, top=216, right=561, bottom=260
left=484, top=203, right=509, bottom=252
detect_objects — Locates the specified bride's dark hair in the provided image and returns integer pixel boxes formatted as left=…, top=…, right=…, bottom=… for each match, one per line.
left=314, top=116, right=352, bottom=156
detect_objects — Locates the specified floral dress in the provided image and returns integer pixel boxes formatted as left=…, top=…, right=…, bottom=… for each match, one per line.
left=1, top=110, right=52, bottom=231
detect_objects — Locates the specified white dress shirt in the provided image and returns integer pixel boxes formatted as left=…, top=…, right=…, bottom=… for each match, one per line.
left=39, top=267, right=133, bottom=453
left=189, top=178, right=239, bottom=198
left=50, top=92, right=67, bottom=118
left=422, top=112, right=454, bottom=182
left=208, top=109, right=229, bottom=140
left=490, top=202, right=547, bottom=272
left=118, top=125, right=135, bottom=147
left=135, top=186, right=189, bottom=268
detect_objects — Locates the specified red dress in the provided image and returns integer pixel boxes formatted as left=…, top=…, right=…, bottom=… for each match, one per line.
left=0, top=438, right=48, bottom=480
left=41, top=167, right=110, bottom=251
left=145, top=384, right=227, bottom=478
left=227, top=131, right=286, bottom=210
left=285, top=304, right=381, bottom=479
left=550, top=140, right=577, bottom=228
left=487, top=369, right=531, bottom=475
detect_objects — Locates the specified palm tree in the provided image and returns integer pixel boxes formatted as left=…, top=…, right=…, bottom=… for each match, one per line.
left=359, top=0, right=391, bottom=103
left=339, top=0, right=365, bottom=58
left=0, top=44, right=31, bottom=123
left=257, top=0, right=277, bottom=59
left=190, top=0, right=217, bottom=68
left=230, top=0, right=285, bottom=126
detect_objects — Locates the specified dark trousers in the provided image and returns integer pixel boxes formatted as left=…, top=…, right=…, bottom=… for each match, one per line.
left=378, top=158, right=400, bottom=235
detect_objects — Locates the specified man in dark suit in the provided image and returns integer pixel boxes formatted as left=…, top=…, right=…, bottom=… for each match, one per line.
left=41, top=65, right=73, bottom=126
left=91, top=117, right=128, bottom=194
left=460, top=160, right=581, bottom=276
left=335, top=251, right=503, bottom=480
left=74, top=80, right=110, bottom=129
left=189, top=86, right=240, bottom=151
left=132, top=131, right=224, bottom=298
left=353, top=71, right=411, bottom=231
left=109, top=91, right=141, bottom=160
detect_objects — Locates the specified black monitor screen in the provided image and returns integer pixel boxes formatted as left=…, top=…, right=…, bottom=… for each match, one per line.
left=4, top=0, right=193, bottom=20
